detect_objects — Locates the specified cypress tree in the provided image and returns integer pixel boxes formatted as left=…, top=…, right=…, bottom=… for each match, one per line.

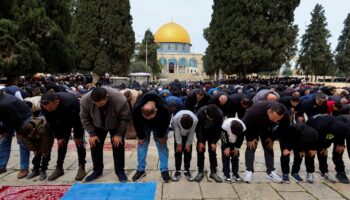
left=335, top=13, right=350, bottom=76
left=298, top=4, right=334, bottom=78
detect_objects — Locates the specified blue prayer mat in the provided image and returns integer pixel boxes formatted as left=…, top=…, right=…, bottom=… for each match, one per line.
left=61, top=182, right=157, bottom=200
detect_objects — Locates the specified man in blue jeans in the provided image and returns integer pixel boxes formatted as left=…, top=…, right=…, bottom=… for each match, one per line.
left=0, top=90, right=31, bottom=179
left=132, top=91, right=171, bottom=182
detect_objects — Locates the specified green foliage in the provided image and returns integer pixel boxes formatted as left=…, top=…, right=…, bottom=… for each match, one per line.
left=335, top=13, right=350, bottom=76
left=137, top=29, right=159, bottom=75
left=298, top=4, right=334, bottom=76
left=204, top=0, right=300, bottom=76
left=282, top=66, right=293, bottom=76
left=129, top=61, right=152, bottom=73
left=43, top=0, right=72, bottom=34
left=72, top=0, right=135, bottom=76
left=0, top=19, right=44, bottom=77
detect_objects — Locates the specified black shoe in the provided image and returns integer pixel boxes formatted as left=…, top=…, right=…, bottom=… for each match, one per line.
left=161, top=171, right=171, bottom=183
left=232, top=173, right=242, bottom=182
left=184, top=171, right=192, bottom=181
left=48, top=167, right=64, bottom=181
left=85, top=171, right=102, bottom=182
left=132, top=170, right=146, bottom=182
left=26, top=170, right=40, bottom=179
left=0, top=168, right=7, bottom=174
left=75, top=165, right=86, bottom=181
left=172, top=171, right=181, bottom=182
left=117, top=171, right=128, bottom=183
left=209, top=172, right=223, bottom=183
left=39, top=171, right=47, bottom=181
left=223, top=174, right=231, bottom=182
left=336, top=172, right=350, bottom=184
left=192, top=172, right=205, bottom=182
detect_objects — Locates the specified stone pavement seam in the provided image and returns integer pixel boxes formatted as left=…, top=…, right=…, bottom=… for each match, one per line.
left=320, top=182, right=349, bottom=200
left=268, top=182, right=290, bottom=200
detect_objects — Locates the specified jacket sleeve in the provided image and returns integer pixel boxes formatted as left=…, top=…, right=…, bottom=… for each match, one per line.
left=113, top=100, right=131, bottom=137
left=171, top=119, right=182, bottom=144
left=242, top=111, right=259, bottom=141
left=156, top=107, right=171, bottom=138
left=233, top=134, right=244, bottom=149
left=220, top=130, right=230, bottom=149
left=71, top=99, right=84, bottom=139
left=39, top=124, right=54, bottom=155
left=132, top=106, right=146, bottom=139
left=196, top=115, right=205, bottom=143
left=186, top=120, right=197, bottom=145
left=79, top=97, right=96, bottom=136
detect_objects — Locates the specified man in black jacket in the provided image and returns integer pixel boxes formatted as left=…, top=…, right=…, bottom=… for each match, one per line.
left=296, top=92, right=328, bottom=123
left=209, top=92, right=230, bottom=117
left=192, top=104, right=224, bottom=183
left=40, top=92, right=86, bottom=181
left=132, top=91, right=171, bottom=182
left=0, top=92, right=32, bottom=178
left=306, top=114, right=350, bottom=183
left=228, top=93, right=252, bottom=119
left=185, top=89, right=210, bottom=113
left=243, top=101, right=290, bottom=183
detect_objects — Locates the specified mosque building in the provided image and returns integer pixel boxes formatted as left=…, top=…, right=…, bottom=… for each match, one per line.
left=154, top=21, right=207, bottom=81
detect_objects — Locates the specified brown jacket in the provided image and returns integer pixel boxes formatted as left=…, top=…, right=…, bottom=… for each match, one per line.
left=80, top=88, right=131, bottom=137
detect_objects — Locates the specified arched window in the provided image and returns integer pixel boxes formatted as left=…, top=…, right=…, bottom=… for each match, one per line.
left=159, top=57, right=167, bottom=66
left=189, top=57, right=198, bottom=68
left=179, top=58, right=187, bottom=67
left=168, top=58, right=177, bottom=74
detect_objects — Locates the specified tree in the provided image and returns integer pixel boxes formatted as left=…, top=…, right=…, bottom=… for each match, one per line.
left=72, top=0, right=135, bottom=77
left=0, top=19, right=44, bottom=77
left=42, top=0, right=72, bottom=34
left=16, top=0, right=77, bottom=73
left=129, top=61, right=152, bottom=73
left=204, top=0, right=300, bottom=76
left=298, top=4, right=334, bottom=78
left=335, top=13, right=350, bottom=76
left=137, top=29, right=161, bottom=75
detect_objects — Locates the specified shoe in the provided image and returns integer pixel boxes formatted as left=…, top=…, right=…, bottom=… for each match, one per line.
left=306, top=173, right=314, bottom=183
left=291, top=173, right=303, bottom=182
left=209, top=172, right=223, bottom=183
left=39, top=171, right=47, bottom=181
left=26, top=170, right=40, bottom=179
left=132, top=170, right=146, bottom=182
left=75, top=165, right=87, bottom=181
left=161, top=171, right=171, bottom=183
left=192, top=172, right=205, bottom=182
left=17, top=169, right=29, bottom=179
left=321, top=172, right=336, bottom=183
left=184, top=171, right=192, bottom=181
left=282, top=174, right=290, bottom=184
left=85, top=171, right=102, bottom=182
left=336, top=172, right=350, bottom=184
left=244, top=171, right=253, bottom=183
left=0, top=168, right=6, bottom=174
left=232, top=173, right=242, bottom=182
left=172, top=171, right=181, bottom=182
left=48, top=167, right=64, bottom=181
left=117, top=171, right=128, bottom=183
left=223, top=174, right=231, bottom=183
left=266, top=170, right=282, bottom=183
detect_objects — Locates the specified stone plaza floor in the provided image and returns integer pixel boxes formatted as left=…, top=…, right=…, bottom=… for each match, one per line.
left=1, top=131, right=350, bottom=200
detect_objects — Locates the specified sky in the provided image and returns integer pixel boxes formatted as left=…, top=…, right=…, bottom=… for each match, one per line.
left=130, top=0, right=350, bottom=54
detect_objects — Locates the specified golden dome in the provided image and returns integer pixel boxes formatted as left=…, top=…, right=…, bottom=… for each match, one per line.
left=154, top=22, right=191, bottom=44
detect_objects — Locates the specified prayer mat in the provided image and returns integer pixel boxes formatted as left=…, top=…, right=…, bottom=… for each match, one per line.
left=61, top=182, right=157, bottom=200
left=0, top=185, right=70, bottom=200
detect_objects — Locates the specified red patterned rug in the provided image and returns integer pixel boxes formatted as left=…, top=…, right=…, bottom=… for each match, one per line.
left=0, top=185, right=70, bottom=200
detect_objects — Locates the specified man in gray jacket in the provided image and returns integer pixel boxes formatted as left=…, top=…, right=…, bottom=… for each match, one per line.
left=171, top=110, right=198, bottom=181
left=80, top=87, right=131, bottom=182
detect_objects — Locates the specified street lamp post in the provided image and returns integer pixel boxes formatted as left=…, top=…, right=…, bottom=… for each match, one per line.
left=145, top=37, right=148, bottom=68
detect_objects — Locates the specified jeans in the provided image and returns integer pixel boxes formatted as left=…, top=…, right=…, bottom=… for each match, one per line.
left=222, top=148, right=239, bottom=176
left=137, top=128, right=169, bottom=172
left=245, top=137, right=275, bottom=173
left=56, top=133, right=86, bottom=169
left=280, top=147, right=302, bottom=175
left=0, top=129, right=30, bottom=170
left=197, top=140, right=218, bottom=173
left=32, top=151, right=51, bottom=172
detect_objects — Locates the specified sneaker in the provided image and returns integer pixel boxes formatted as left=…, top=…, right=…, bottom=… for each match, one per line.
left=336, top=172, right=350, bottom=184
left=191, top=172, right=205, bottom=182
left=17, top=169, right=29, bottom=179
left=132, top=170, right=146, bottom=182
left=117, top=171, right=128, bottom=183
left=0, top=168, right=7, bottom=174
left=161, top=171, right=171, bottom=183
left=26, top=170, right=40, bottom=179
left=232, top=173, right=242, bottom=182
left=172, top=171, right=181, bottom=182
left=282, top=174, right=290, bottom=183
left=39, top=171, right=47, bottom=181
left=75, top=165, right=87, bottom=181
left=244, top=171, right=253, bottom=183
left=209, top=172, right=223, bottom=183
left=85, top=171, right=102, bottom=182
left=266, top=170, right=282, bottom=183
left=321, top=172, right=336, bottom=183
left=184, top=171, right=192, bottom=181
left=223, top=174, right=231, bottom=183
left=306, top=173, right=314, bottom=183
left=291, top=173, right=303, bottom=182
left=48, top=167, right=64, bottom=181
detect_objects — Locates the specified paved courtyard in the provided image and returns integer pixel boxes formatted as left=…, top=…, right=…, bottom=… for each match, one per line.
left=1, top=131, right=350, bottom=200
